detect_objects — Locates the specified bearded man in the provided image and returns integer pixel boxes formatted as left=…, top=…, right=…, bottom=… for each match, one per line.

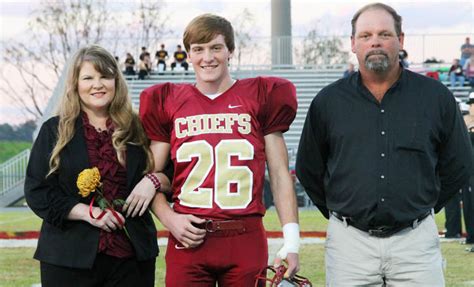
left=296, top=3, right=472, bottom=286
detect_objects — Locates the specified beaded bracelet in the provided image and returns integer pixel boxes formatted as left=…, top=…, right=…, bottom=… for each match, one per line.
left=145, top=173, right=161, bottom=192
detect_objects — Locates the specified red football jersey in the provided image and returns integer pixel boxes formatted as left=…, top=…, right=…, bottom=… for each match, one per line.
left=140, top=77, right=297, bottom=219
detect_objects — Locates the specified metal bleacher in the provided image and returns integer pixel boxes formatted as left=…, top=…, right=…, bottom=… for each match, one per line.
left=126, top=66, right=346, bottom=151
left=125, top=66, right=472, bottom=151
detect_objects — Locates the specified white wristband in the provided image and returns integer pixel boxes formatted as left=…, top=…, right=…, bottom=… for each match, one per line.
left=276, top=222, right=300, bottom=259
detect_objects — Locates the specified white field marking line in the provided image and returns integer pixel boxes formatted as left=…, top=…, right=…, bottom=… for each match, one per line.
left=1, top=235, right=459, bottom=248
left=1, top=237, right=326, bottom=248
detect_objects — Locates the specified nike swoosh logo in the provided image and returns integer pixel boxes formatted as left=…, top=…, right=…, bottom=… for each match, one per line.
left=228, top=104, right=242, bottom=109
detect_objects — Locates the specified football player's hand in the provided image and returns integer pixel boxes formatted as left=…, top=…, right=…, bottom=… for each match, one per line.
left=123, top=176, right=156, bottom=218
left=167, top=213, right=207, bottom=248
left=274, top=252, right=300, bottom=279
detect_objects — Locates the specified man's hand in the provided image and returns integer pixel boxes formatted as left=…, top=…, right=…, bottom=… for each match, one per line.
left=273, top=253, right=300, bottom=278
left=166, top=213, right=207, bottom=248
left=123, top=176, right=156, bottom=218
left=274, top=250, right=300, bottom=278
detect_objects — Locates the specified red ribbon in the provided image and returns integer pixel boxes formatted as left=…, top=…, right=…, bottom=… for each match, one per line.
left=109, top=209, right=124, bottom=227
left=89, top=195, right=125, bottom=227
left=89, top=195, right=106, bottom=219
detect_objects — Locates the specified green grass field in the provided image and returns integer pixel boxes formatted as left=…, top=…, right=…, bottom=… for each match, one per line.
left=0, top=141, right=32, bottom=164
left=0, top=209, right=473, bottom=286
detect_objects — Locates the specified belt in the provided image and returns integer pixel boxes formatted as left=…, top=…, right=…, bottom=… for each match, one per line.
left=194, top=216, right=263, bottom=237
left=330, top=211, right=431, bottom=238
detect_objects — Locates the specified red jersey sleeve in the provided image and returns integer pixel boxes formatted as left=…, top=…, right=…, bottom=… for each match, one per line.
left=260, top=77, right=297, bottom=135
left=139, top=83, right=173, bottom=142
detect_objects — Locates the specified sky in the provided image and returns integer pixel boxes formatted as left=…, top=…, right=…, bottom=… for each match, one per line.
left=0, top=0, right=473, bottom=125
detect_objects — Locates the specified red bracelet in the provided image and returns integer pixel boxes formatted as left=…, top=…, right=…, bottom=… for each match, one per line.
left=145, top=173, right=161, bottom=192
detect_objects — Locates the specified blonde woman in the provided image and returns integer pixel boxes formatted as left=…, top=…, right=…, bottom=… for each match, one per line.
left=24, top=45, right=170, bottom=287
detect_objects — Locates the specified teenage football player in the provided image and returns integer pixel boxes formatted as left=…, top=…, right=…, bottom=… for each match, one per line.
left=128, top=13, right=300, bottom=286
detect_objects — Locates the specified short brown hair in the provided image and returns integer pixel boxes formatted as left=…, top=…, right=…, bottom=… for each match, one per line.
left=183, top=13, right=235, bottom=53
left=351, top=3, right=403, bottom=37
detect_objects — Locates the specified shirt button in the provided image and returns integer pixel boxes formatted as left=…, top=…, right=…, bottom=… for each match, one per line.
left=381, top=131, right=386, bottom=135
left=381, top=153, right=385, bottom=157
left=380, top=175, right=385, bottom=179
left=381, top=198, right=385, bottom=202
left=381, top=109, right=385, bottom=113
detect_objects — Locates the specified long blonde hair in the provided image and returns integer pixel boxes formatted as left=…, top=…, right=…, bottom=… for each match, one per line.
left=48, top=45, right=153, bottom=176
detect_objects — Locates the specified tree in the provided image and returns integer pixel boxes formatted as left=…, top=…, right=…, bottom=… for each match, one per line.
left=0, top=120, right=36, bottom=141
left=299, top=29, right=349, bottom=66
left=232, top=8, right=258, bottom=68
left=0, top=124, right=15, bottom=141
left=132, top=1, right=171, bottom=50
left=1, top=0, right=113, bottom=121
left=16, top=120, right=37, bottom=141
left=0, top=0, right=169, bottom=122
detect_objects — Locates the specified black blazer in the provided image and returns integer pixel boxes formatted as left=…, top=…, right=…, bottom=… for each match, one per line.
left=25, top=116, right=158, bottom=269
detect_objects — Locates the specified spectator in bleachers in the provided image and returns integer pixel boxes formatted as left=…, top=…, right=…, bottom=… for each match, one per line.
left=138, top=53, right=149, bottom=80
left=448, top=58, right=465, bottom=87
left=114, top=56, right=124, bottom=75
left=139, top=46, right=150, bottom=61
left=464, top=54, right=474, bottom=86
left=155, top=44, right=168, bottom=72
left=145, top=53, right=152, bottom=73
left=460, top=37, right=474, bottom=66
left=124, top=53, right=136, bottom=76
left=399, top=49, right=409, bottom=68
left=171, top=45, right=189, bottom=71
left=343, top=63, right=355, bottom=78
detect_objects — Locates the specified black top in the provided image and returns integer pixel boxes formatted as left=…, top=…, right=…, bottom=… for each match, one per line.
left=296, top=69, right=472, bottom=228
left=156, top=49, right=168, bottom=60
left=174, top=51, right=187, bottom=62
left=449, top=64, right=464, bottom=76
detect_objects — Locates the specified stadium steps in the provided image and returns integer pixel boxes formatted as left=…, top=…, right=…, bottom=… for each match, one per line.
left=126, top=68, right=471, bottom=150
left=126, top=68, right=343, bottom=149
left=0, top=181, right=25, bottom=208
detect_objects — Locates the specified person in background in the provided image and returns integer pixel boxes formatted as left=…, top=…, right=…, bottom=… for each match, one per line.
left=445, top=94, right=474, bottom=245
left=399, top=49, right=409, bottom=68
left=155, top=43, right=169, bottom=72
left=24, top=45, right=171, bottom=287
left=464, top=54, right=474, bottom=86
left=139, top=46, right=149, bottom=62
left=343, top=63, right=355, bottom=78
left=460, top=37, right=474, bottom=66
left=171, top=44, right=189, bottom=71
left=138, top=53, right=148, bottom=80
left=124, top=52, right=136, bottom=76
left=448, top=58, right=465, bottom=87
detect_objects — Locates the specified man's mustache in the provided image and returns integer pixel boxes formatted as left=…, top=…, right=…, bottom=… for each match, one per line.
left=365, top=50, right=388, bottom=60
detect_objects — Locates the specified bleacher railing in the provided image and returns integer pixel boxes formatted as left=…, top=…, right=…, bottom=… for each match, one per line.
left=0, top=149, right=30, bottom=197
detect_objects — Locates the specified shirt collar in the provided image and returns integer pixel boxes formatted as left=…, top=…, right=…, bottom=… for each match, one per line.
left=353, top=63, right=406, bottom=92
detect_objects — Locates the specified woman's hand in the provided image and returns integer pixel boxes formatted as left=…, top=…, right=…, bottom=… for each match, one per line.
left=122, top=176, right=156, bottom=218
left=88, top=206, right=125, bottom=232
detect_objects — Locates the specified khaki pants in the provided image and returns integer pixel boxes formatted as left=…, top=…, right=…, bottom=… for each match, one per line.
left=325, top=213, right=445, bottom=287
